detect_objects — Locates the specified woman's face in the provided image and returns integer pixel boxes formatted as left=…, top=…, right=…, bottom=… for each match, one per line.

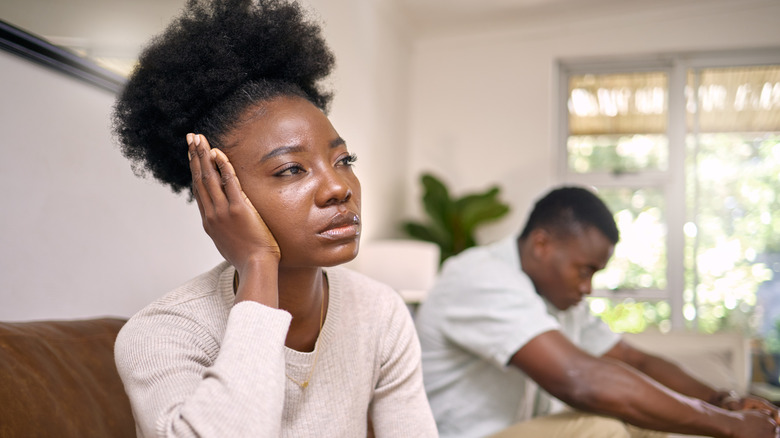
left=221, top=95, right=361, bottom=268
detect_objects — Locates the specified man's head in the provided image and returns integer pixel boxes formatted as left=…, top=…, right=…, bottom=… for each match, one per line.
left=519, top=186, right=619, bottom=310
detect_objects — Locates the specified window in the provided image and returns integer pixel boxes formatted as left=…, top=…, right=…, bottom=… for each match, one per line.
left=559, top=50, right=780, bottom=335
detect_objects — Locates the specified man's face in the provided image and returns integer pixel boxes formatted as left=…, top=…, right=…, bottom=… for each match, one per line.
left=533, top=226, right=615, bottom=311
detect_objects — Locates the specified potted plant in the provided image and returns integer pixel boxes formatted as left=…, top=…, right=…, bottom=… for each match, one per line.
left=402, top=173, right=510, bottom=265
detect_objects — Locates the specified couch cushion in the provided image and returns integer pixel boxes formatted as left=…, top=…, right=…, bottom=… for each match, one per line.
left=0, top=318, right=134, bottom=438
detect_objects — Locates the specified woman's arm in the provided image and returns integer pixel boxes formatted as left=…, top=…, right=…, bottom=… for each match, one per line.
left=370, top=295, right=438, bottom=437
left=114, top=133, right=295, bottom=437
left=116, top=300, right=291, bottom=437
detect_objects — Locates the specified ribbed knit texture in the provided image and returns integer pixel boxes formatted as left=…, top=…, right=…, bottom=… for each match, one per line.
left=115, top=262, right=437, bottom=437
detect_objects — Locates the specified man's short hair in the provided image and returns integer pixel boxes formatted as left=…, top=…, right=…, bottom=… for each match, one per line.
left=519, top=186, right=619, bottom=244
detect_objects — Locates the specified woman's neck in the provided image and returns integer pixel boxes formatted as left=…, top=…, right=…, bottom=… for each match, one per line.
left=277, top=266, right=328, bottom=352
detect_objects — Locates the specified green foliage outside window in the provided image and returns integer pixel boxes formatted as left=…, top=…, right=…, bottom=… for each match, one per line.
left=567, top=134, right=668, bottom=174
left=567, top=65, right=780, bottom=335
left=586, top=133, right=780, bottom=335
left=594, top=186, right=667, bottom=292
left=588, top=298, right=672, bottom=334
left=684, top=133, right=780, bottom=335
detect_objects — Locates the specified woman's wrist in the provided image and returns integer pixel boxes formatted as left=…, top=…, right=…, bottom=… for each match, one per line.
left=238, top=252, right=280, bottom=276
left=234, top=255, right=280, bottom=308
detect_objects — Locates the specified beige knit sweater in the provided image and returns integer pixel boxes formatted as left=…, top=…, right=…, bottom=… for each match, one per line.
left=115, top=262, right=437, bottom=437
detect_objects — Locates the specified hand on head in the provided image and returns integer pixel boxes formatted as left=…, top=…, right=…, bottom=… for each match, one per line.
left=187, top=133, right=281, bottom=276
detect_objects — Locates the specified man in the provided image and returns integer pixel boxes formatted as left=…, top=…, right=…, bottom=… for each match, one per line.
left=415, top=186, right=779, bottom=438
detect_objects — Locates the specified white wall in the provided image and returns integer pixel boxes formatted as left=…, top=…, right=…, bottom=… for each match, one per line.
left=0, top=0, right=412, bottom=321
left=0, top=50, right=223, bottom=321
left=406, top=0, right=780, bottom=244
left=4, top=0, right=779, bottom=321
left=306, top=0, right=413, bottom=241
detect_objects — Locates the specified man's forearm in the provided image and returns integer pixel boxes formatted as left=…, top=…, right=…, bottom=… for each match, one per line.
left=514, top=332, right=776, bottom=437
left=631, top=351, right=720, bottom=402
left=561, top=357, right=742, bottom=437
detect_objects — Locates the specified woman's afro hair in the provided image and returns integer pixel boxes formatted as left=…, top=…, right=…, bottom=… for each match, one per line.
left=112, top=0, right=335, bottom=194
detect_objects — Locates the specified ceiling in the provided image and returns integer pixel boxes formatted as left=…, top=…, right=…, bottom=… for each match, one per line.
left=0, top=0, right=671, bottom=75
left=396, top=0, right=650, bottom=33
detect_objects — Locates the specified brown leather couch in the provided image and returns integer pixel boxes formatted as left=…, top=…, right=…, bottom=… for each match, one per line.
left=0, top=317, right=135, bottom=437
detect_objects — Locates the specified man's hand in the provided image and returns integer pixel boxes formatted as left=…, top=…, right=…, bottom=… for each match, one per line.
left=734, top=409, right=780, bottom=438
left=731, top=394, right=780, bottom=424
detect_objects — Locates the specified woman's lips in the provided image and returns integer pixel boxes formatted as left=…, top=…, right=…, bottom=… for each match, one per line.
left=318, top=213, right=361, bottom=240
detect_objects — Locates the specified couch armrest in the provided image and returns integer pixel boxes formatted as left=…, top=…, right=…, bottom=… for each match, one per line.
left=0, top=318, right=135, bottom=437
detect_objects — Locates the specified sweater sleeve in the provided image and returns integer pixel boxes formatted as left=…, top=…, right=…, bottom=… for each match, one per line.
left=115, top=301, right=292, bottom=437
left=370, top=296, right=438, bottom=437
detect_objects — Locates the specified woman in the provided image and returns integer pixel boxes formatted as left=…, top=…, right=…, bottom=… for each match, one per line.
left=112, top=0, right=437, bottom=436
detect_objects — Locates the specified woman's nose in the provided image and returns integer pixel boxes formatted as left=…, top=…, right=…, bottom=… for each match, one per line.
left=317, top=169, right=352, bottom=206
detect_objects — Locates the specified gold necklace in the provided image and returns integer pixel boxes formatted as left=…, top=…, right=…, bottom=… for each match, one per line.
left=286, top=292, right=325, bottom=389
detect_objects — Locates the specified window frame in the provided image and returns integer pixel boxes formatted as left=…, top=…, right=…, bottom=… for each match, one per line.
left=557, top=48, right=780, bottom=330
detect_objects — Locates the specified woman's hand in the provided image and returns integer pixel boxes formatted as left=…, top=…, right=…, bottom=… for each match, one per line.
left=188, top=133, right=281, bottom=306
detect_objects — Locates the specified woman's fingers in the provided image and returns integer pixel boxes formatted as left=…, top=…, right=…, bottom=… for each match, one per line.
left=212, top=148, right=274, bottom=241
left=187, top=133, right=208, bottom=217
left=212, top=148, right=249, bottom=208
left=193, top=134, right=227, bottom=208
left=185, top=134, right=280, bottom=272
left=187, top=133, right=268, bottom=243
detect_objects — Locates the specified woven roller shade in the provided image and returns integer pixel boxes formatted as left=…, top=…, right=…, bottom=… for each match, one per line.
left=569, top=67, right=780, bottom=136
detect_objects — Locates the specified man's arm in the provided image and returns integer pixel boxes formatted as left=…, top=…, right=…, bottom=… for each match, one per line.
left=604, top=339, right=780, bottom=415
left=510, top=330, right=779, bottom=438
left=603, top=339, right=716, bottom=401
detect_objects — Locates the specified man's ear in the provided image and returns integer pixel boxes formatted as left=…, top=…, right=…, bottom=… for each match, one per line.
left=528, top=228, right=552, bottom=259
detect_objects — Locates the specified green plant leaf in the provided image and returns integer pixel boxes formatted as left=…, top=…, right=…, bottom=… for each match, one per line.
left=456, top=187, right=510, bottom=234
left=401, top=221, right=452, bottom=252
left=402, top=173, right=510, bottom=265
left=421, top=174, right=455, bottom=234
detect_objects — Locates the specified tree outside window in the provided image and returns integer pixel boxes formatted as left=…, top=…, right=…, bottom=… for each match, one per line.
left=559, top=51, right=780, bottom=338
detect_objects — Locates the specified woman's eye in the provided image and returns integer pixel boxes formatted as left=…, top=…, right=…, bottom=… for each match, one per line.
left=338, top=153, right=357, bottom=167
left=275, top=165, right=305, bottom=177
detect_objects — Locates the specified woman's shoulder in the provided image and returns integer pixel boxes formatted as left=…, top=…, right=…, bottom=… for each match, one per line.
left=152, top=261, right=234, bottom=308
left=322, top=266, right=416, bottom=359
left=119, top=262, right=234, bottom=341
